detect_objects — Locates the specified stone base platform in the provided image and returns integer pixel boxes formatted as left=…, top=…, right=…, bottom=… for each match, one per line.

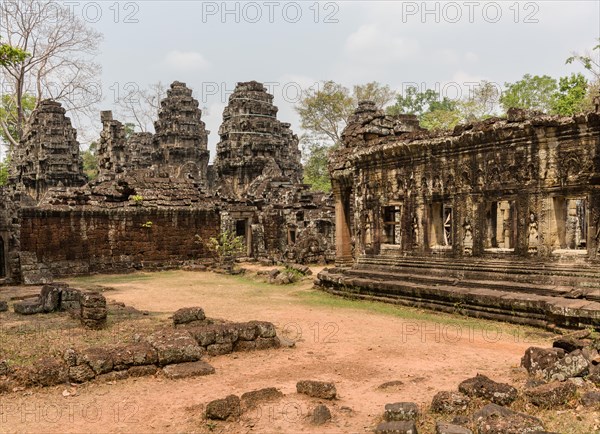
left=317, top=256, right=600, bottom=329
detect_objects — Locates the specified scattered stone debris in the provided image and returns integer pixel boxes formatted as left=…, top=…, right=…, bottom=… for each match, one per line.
left=458, top=374, right=518, bottom=406
left=205, top=395, right=241, bottom=421
left=374, top=420, right=418, bottom=434
left=430, top=391, right=470, bottom=414
left=241, top=387, right=284, bottom=408
left=525, top=380, right=576, bottom=408
left=172, top=307, right=206, bottom=325
left=311, top=404, right=332, bottom=425
left=472, top=403, right=545, bottom=434
left=384, top=402, right=419, bottom=421
left=296, top=380, right=337, bottom=400
left=435, top=421, right=472, bottom=434
left=162, top=361, right=215, bottom=379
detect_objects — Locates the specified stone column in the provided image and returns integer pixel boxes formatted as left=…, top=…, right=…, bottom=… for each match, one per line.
left=333, top=180, right=353, bottom=267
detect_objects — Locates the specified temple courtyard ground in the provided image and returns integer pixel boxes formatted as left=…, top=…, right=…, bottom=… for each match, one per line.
left=0, top=265, right=597, bottom=433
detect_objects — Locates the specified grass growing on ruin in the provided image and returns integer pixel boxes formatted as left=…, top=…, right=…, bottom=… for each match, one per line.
left=293, top=287, right=553, bottom=343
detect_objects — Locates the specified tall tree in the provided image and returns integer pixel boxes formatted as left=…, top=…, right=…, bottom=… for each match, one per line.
left=552, top=73, right=588, bottom=116
left=500, top=74, right=558, bottom=113
left=0, top=0, right=103, bottom=149
left=353, top=82, right=396, bottom=109
left=387, top=87, right=439, bottom=116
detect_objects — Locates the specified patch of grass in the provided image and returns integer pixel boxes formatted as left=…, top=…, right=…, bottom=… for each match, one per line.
left=294, top=288, right=552, bottom=343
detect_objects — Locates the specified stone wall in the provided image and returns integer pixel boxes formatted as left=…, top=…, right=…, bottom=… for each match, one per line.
left=19, top=207, right=219, bottom=276
left=330, top=103, right=600, bottom=261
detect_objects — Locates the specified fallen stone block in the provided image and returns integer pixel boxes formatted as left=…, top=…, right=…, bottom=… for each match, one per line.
left=249, top=321, right=277, bottom=338
left=296, top=380, right=336, bottom=399
left=374, top=420, right=418, bottom=434
left=581, top=391, right=600, bottom=406
left=430, top=391, right=470, bottom=414
left=27, top=357, right=68, bottom=387
left=241, top=387, right=283, bottom=408
left=40, top=284, right=61, bottom=312
left=543, top=349, right=589, bottom=381
left=128, top=365, right=158, bottom=378
left=146, top=330, right=203, bottom=366
left=525, top=381, right=576, bottom=408
left=521, top=347, right=565, bottom=375
left=255, top=337, right=280, bottom=350
left=69, top=364, right=96, bottom=383
left=172, top=307, right=206, bottom=325
left=553, top=337, right=588, bottom=353
left=458, top=374, right=517, bottom=406
left=311, top=404, right=331, bottom=425
left=473, top=403, right=544, bottom=434
left=435, top=422, right=472, bottom=434
left=13, top=298, right=43, bottom=315
left=233, top=340, right=257, bottom=352
left=163, top=361, right=215, bottom=379
left=206, top=395, right=241, bottom=421
left=206, top=342, right=233, bottom=356
left=0, top=300, right=8, bottom=312
left=79, top=347, right=113, bottom=375
left=384, top=402, right=419, bottom=421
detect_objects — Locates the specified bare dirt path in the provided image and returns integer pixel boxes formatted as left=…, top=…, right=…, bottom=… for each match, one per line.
left=0, top=268, right=552, bottom=433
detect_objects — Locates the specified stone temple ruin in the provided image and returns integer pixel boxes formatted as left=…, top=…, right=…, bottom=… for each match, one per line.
left=318, top=101, right=600, bottom=329
left=0, top=81, right=335, bottom=284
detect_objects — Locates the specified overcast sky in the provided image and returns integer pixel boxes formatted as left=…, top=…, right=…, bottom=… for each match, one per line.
left=82, top=0, right=599, bottom=157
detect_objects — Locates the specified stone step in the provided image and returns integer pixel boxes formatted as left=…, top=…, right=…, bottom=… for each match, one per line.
left=356, top=256, right=600, bottom=289
left=317, top=269, right=600, bottom=329
left=342, top=267, right=575, bottom=299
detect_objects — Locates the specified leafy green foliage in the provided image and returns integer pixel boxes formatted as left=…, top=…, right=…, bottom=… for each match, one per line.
left=197, top=230, right=245, bottom=272
left=552, top=73, right=588, bottom=115
left=387, top=87, right=440, bottom=116
left=81, top=141, right=98, bottom=181
left=353, top=82, right=397, bottom=109
left=0, top=94, right=36, bottom=146
left=500, top=74, right=558, bottom=113
left=0, top=39, right=28, bottom=67
left=566, top=39, right=600, bottom=79
left=302, top=138, right=333, bottom=192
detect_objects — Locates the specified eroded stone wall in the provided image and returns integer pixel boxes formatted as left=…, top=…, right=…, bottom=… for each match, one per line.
left=19, top=207, right=219, bottom=276
left=330, top=103, right=600, bottom=261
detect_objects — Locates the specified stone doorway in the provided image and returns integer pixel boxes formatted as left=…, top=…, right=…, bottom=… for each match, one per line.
left=235, top=219, right=253, bottom=256
left=429, top=203, right=453, bottom=249
left=552, top=197, right=587, bottom=251
left=382, top=203, right=402, bottom=245
left=486, top=200, right=516, bottom=251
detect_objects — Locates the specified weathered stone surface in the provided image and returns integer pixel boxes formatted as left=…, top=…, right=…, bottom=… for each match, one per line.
left=40, top=284, right=61, bottom=312
left=127, top=365, right=158, bottom=378
left=233, top=340, right=257, bottom=352
left=69, top=364, right=96, bottom=383
left=80, top=292, right=107, bottom=330
left=0, top=300, right=7, bottom=312
left=172, top=307, right=206, bottom=325
left=162, top=361, right=215, bottom=379
left=146, top=330, right=203, bottom=366
left=206, top=342, right=233, bottom=356
left=11, top=100, right=86, bottom=199
left=435, top=422, right=472, bottom=434
left=521, top=347, right=566, bottom=375
left=205, top=395, right=241, bottom=421
left=384, top=402, right=419, bottom=421
left=241, top=387, right=283, bottom=408
left=581, top=390, right=600, bottom=406
left=374, top=420, right=418, bottom=434
left=13, top=298, right=43, bottom=315
left=378, top=380, right=404, bottom=390
left=0, top=360, right=10, bottom=376
left=473, top=404, right=544, bottom=434
left=96, top=370, right=129, bottom=382
left=249, top=321, right=277, bottom=338
left=458, top=374, right=517, bottom=406
left=543, top=350, right=589, bottom=381
left=28, top=357, right=68, bottom=387
left=214, top=81, right=302, bottom=199
left=430, top=391, right=470, bottom=414
left=79, top=347, right=113, bottom=375
left=525, top=381, right=576, bottom=408
left=296, top=380, right=337, bottom=399
left=236, top=322, right=258, bottom=341
left=60, top=287, right=81, bottom=311
left=553, top=337, right=588, bottom=353
left=255, top=337, right=280, bottom=350
left=311, top=404, right=331, bottom=425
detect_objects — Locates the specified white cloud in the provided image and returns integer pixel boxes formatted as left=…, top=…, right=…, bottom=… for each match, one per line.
left=164, top=51, right=210, bottom=72
left=344, top=25, right=420, bottom=64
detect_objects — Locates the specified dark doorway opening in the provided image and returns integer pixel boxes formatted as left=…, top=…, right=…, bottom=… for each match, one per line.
left=0, top=236, right=5, bottom=278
